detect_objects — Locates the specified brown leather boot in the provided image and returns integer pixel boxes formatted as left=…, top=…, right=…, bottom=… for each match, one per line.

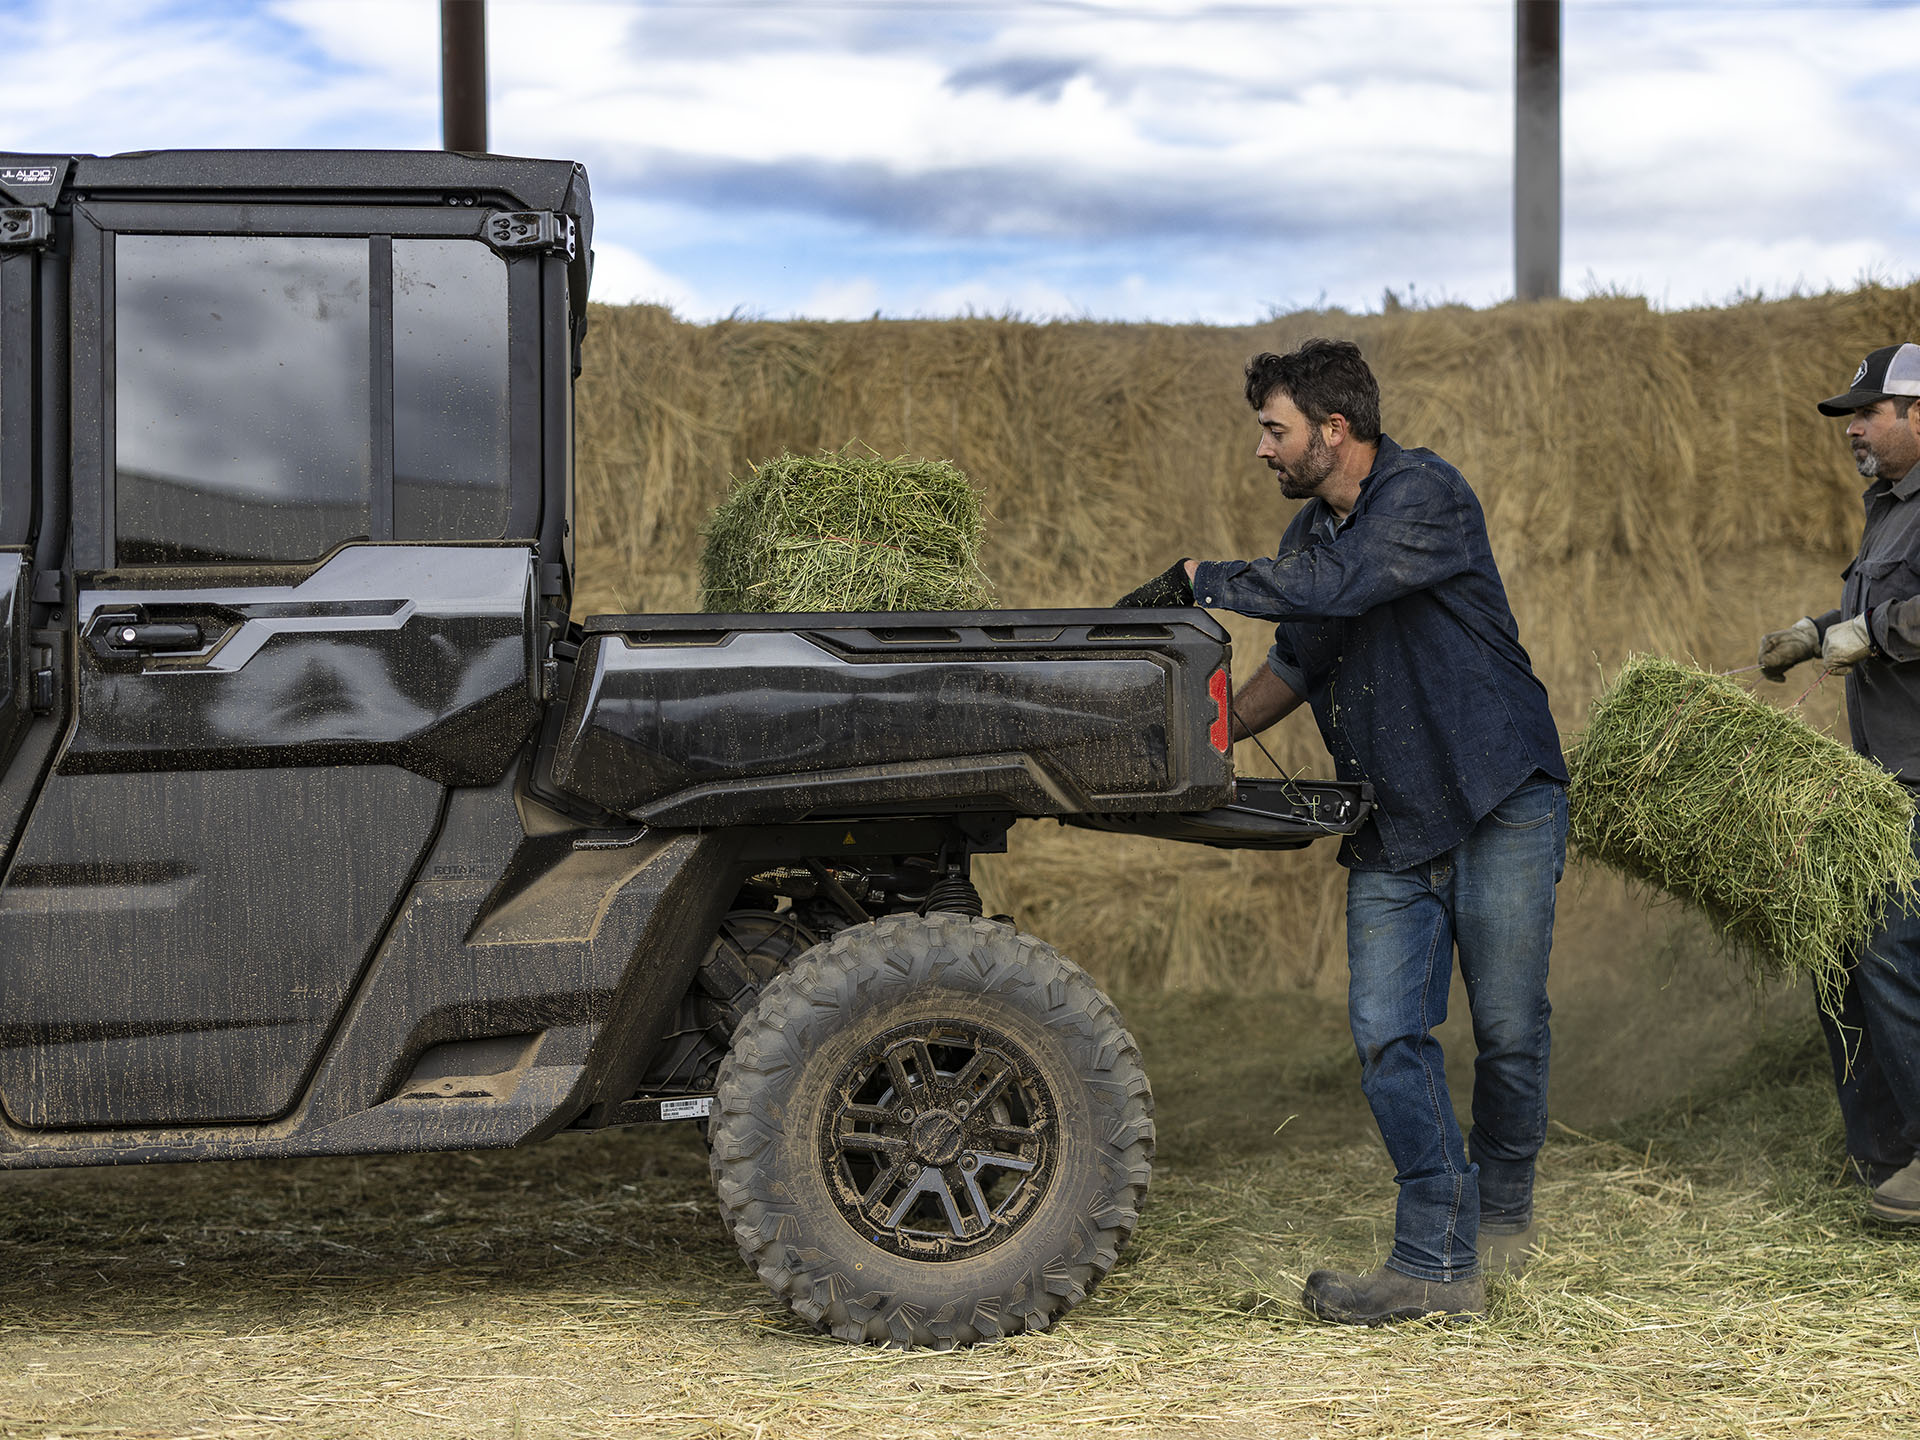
left=1478, top=1218, right=1540, bottom=1274
left=1301, top=1264, right=1486, bottom=1325
left=1870, top=1158, right=1920, bottom=1225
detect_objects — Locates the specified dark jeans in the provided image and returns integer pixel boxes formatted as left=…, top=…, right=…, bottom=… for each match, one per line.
left=1819, top=822, right=1920, bottom=1181
left=1344, top=776, right=1567, bottom=1283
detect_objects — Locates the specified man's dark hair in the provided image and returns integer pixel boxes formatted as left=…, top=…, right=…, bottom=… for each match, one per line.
left=1244, top=339, right=1382, bottom=441
left=1898, top=397, right=1915, bottom=419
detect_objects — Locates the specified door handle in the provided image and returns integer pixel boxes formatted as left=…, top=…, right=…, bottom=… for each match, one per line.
left=108, top=621, right=203, bottom=652
left=86, top=611, right=209, bottom=662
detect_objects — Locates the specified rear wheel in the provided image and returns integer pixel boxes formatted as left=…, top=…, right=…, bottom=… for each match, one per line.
left=708, top=914, right=1153, bottom=1348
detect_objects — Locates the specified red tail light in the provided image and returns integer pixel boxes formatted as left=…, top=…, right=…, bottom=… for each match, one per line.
left=1208, top=668, right=1231, bottom=753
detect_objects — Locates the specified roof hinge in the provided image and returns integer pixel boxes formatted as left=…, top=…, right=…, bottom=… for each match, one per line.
left=0, top=207, right=52, bottom=250
left=484, top=210, right=576, bottom=261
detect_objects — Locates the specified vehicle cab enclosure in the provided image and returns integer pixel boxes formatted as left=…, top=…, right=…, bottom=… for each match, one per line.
left=0, top=150, right=608, bottom=1154
left=0, top=149, right=1367, bottom=1346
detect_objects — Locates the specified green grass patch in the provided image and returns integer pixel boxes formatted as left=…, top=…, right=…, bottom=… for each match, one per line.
left=1567, top=654, right=1920, bottom=1013
left=700, top=446, right=992, bottom=613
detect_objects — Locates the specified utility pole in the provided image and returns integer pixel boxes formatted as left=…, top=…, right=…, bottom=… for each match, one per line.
left=441, top=0, right=488, bottom=154
left=1514, top=0, right=1561, bottom=301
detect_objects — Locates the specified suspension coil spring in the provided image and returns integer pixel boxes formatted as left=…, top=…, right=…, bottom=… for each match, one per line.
left=923, top=872, right=984, bottom=917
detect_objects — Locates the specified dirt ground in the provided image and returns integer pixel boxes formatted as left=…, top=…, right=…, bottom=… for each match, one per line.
left=5, top=964, right=1916, bottom=1440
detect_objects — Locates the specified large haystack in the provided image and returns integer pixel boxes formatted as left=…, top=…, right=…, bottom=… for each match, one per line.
left=573, top=284, right=1920, bottom=996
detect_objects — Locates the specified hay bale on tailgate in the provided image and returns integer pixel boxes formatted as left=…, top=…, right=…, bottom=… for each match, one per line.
left=700, top=447, right=992, bottom=614
left=1567, top=654, right=1920, bottom=1015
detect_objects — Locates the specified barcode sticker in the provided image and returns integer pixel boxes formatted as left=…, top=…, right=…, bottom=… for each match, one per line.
left=660, top=1096, right=713, bottom=1121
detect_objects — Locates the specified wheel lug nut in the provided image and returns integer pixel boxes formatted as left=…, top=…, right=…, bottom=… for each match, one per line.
left=960, top=1154, right=978, bottom=1172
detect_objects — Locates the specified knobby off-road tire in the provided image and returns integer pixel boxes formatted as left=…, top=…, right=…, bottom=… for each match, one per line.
left=707, top=913, right=1154, bottom=1348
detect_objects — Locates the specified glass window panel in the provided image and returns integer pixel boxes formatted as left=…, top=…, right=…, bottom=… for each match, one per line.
left=0, top=308, right=8, bottom=517
left=115, top=234, right=371, bottom=565
left=393, top=238, right=510, bottom=541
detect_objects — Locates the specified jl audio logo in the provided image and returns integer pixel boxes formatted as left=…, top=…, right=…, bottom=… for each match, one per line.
left=0, top=168, right=55, bottom=186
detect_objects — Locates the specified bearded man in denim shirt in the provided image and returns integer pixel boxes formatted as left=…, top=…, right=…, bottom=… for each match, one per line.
left=1117, top=339, right=1567, bottom=1325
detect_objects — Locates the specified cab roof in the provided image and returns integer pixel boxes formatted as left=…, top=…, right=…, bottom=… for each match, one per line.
left=1, top=148, right=589, bottom=215
left=1, top=148, right=595, bottom=319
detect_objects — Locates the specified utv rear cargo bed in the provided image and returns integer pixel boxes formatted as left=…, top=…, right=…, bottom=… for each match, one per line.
left=550, top=609, right=1239, bottom=826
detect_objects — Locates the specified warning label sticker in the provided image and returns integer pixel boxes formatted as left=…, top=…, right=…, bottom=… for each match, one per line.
left=660, top=1096, right=713, bottom=1121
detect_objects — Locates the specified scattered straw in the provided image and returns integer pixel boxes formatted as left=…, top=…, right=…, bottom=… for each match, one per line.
left=1567, top=654, right=1920, bottom=1012
left=699, top=446, right=992, bottom=613
left=3, top=993, right=1910, bottom=1440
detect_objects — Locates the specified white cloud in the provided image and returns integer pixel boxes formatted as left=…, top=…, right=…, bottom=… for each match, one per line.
left=797, top=276, right=883, bottom=321
left=3, top=0, right=1919, bottom=320
left=919, top=274, right=1081, bottom=320
left=587, top=239, right=700, bottom=312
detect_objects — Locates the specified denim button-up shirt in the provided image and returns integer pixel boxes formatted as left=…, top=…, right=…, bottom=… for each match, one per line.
left=1191, top=436, right=1565, bottom=871
left=1815, top=465, right=1920, bottom=779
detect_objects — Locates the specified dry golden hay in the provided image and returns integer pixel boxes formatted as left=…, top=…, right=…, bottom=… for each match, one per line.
left=571, top=283, right=1920, bottom=992
left=4, top=996, right=1914, bottom=1439
left=1567, top=654, right=1920, bottom=1013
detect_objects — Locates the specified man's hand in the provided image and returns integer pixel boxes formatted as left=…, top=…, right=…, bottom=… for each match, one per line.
left=1758, top=617, right=1819, bottom=681
left=1114, top=560, right=1195, bottom=609
left=1822, top=614, right=1875, bottom=672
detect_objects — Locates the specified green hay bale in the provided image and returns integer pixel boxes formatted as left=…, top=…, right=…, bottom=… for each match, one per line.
left=1567, top=654, right=1920, bottom=1014
left=699, top=446, right=993, bottom=613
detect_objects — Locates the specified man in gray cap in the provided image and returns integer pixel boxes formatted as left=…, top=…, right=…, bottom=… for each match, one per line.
left=1759, top=341, right=1920, bottom=1225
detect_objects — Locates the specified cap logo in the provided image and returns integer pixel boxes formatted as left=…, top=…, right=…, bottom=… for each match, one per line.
left=1854, top=360, right=1869, bottom=386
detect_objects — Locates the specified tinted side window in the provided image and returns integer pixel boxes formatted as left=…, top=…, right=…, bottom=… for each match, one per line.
left=393, top=238, right=509, bottom=541
left=0, top=256, right=23, bottom=535
left=0, top=289, right=7, bottom=518
left=115, top=234, right=372, bottom=565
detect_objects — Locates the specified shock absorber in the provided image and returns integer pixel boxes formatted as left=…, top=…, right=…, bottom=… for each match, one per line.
left=922, top=868, right=984, bottom=917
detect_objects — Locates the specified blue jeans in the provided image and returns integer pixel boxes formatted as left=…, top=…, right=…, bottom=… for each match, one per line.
left=1819, top=822, right=1920, bottom=1181
left=1344, top=776, right=1567, bottom=1283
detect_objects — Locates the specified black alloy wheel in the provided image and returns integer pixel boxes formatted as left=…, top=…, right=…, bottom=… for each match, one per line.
left=822, top=1017, right=1057, bottom=1261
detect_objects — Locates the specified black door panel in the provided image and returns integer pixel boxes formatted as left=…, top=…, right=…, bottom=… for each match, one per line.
left=67, top=545, right=538, bottom=784
left=0, top=766, right=442, bottom=1127
left=0, top=552, right=32, bottom=774
left=2, top=176, right=557, bottom=1136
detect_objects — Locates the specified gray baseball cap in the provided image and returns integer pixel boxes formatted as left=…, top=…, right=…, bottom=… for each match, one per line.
left=1818, top=342, right=1920, bottom=416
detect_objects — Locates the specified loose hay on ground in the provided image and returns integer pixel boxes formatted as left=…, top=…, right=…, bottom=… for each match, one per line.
left=1567, top=654, right=1920, bottom=1011
left=5, top=995, right=1916, bottom=1440
left=699, top=447, right=992, bottom=613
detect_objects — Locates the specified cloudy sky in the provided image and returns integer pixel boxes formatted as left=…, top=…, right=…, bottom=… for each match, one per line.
left=4, top=0, right=1918, bottom=321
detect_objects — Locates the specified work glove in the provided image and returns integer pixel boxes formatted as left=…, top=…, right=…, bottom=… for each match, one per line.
left=1822, top=613, right=1875, bottom=673
left=1114, top=560, right=1195, bottom=609
left=1757, top=617, right=1819, bottom=682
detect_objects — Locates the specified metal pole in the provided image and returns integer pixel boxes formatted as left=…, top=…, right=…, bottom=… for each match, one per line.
left=441, top=0, right=488, bottom=154
left=1514, top=0, right=1561, bottom=301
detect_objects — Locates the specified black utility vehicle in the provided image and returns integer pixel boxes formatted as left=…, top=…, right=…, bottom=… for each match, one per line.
left=0, top=151, right=1368, bottom=1347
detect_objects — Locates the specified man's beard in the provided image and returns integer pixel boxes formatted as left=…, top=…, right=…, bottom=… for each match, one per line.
left=1857, top=446, right=1881, bottom=478
left=1276, top=427, right=1337, bottom=499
